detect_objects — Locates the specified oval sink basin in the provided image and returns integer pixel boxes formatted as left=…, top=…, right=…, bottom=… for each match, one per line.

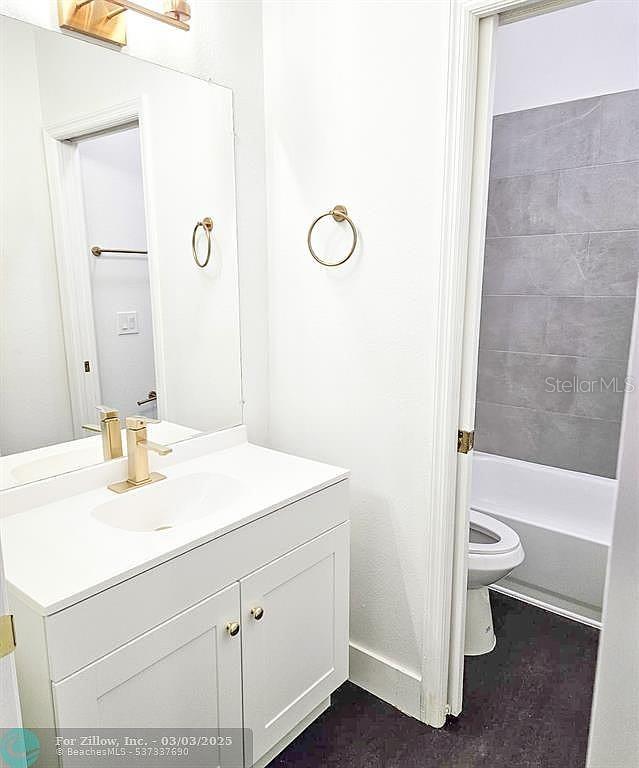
left=92, top=472, right=245, bottom=532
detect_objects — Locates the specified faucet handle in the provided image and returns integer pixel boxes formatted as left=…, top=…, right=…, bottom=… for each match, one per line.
left=83, top=405, right=120, bottom=431
left=125, top=415, right=161, bottom=430
left=96, top=405, right=119, bottom=421
left=141, top=439, right=173, bottom=456
left=132, top=415, right=160, bottom=424
left=126, top=414, right=160, bottom=429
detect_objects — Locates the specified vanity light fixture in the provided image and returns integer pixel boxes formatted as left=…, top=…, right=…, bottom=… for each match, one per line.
left=58, top=0, right=191, bottom=48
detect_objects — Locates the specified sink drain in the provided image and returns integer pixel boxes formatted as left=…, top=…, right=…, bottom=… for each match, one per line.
left=154, top=525, right=173, bottom=531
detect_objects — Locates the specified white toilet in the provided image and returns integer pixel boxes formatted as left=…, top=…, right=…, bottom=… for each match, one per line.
left=465, top=509, right=525, bottom=655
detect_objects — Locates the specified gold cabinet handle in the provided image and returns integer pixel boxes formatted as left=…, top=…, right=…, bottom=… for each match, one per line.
left=250, top=606, right=264, bottom=621
left=226, top=621, right=240, bottom=637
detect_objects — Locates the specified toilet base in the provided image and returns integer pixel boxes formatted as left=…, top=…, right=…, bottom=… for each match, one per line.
left=465, top=586, right=496, bottom=656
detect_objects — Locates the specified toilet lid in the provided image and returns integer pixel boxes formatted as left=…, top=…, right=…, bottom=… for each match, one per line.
left=468, top=508, right=521, bottom=555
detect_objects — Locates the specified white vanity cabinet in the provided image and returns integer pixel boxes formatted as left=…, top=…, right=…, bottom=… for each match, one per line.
left=241, top=526, right=349, bottom=761
left=51, top=584, right=243, bottom=732
left=10, top=478, right=349, bottom=768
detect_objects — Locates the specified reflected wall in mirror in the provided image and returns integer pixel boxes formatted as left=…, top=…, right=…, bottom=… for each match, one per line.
left=0, top=15, right=242, bottom=489
left=80, top=127, right=157, bottom=423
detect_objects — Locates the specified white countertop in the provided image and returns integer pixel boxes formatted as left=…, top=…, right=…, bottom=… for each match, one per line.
left=0, top=440, right=348, bottom=615
left=0, top=421, right=201, bottom=490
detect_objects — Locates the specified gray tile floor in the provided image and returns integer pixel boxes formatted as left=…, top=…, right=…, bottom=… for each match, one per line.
left=268, top=594, right=599, bottom=768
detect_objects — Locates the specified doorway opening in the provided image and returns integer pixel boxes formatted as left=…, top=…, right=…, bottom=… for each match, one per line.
left=75, top=125, right=158, bottom=423
left=436, top=0, right=638, bottom=763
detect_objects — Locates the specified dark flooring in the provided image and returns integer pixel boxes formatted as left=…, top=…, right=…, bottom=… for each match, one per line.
left=269, top=594, right=599, bottom=768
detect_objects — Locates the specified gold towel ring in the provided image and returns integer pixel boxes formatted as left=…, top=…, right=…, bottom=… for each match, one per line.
left=192, top=217, right=213, bottom=268
left=307, top=205, right=357, bottom=267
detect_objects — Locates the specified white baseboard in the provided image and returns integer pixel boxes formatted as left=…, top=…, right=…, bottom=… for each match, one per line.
left=491, top=581, right=602, bottom=629
left=348, top=641, right=422, bottom=719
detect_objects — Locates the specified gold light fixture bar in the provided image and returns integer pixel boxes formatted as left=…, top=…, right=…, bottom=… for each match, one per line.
left=103, top=1, right=190, bottom=30
left=58, top=0, right=189, bottom=48
left=106, top=5, right=128, bottom=20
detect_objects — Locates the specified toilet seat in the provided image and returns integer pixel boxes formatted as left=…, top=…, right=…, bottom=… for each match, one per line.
left=466, top=509, right=526, bottom=652
left=469, top=508, right=521, bottom=555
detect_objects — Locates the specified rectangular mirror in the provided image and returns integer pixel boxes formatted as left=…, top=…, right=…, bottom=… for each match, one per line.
left=0, top=15, right=242, bottom=489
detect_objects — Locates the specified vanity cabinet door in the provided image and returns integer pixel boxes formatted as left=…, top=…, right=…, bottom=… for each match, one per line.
left=240, top=523, right=349, bottom=764
left=52, top=584, right=243, bottom=765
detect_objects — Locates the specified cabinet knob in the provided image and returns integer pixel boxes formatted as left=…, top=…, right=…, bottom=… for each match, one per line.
left=250, top=606, right=264, bottom=621
left=226, top=621, right=240, bottom=637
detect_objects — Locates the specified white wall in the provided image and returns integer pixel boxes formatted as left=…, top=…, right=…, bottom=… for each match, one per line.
left=494, top=0, right=639, bottom=114
left=79, top=127, right=157, bottom=420
left=0, top=21, right=74, bottom=455
left=0, top=0, right=269, bottom=444
left=262, top=0, right=450, bottom=713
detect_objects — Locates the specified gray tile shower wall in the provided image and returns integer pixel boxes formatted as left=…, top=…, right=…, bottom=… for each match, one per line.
left=476, top=89, right=639, bottom=478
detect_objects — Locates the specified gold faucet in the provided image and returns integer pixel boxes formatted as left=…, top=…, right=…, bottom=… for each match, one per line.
left=82, top=406, right=123, bottom=460
left=108, top=416, right=172, bottom=494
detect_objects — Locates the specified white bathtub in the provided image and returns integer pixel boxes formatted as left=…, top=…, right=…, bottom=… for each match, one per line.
left=471, top=452, right=616, bottom=626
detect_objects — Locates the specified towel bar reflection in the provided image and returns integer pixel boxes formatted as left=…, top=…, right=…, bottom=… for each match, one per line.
left=92, top=246, right=148, bottom=259
left=307, top=205, right=357, bottom=267
left=137, top=390, right=157, bottom=406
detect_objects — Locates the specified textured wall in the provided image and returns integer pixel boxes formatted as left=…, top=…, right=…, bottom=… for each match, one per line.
left=476, top=90, right=639, bottom=478
left=263, top=0, right=450, bottom=712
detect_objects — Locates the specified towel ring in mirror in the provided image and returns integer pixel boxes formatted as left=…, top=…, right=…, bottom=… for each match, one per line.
left=307, top=205, right=357, bottom=267
left=192, top=217, right=214, bottom=268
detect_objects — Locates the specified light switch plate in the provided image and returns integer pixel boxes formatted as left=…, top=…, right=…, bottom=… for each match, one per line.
left=117, top=311, right=139, bottom=335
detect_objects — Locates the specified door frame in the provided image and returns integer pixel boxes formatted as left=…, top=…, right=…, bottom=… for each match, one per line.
left=0, top=534, right=21, bottom=729
left=43, top=97, right=167, bottom=435
left=586, top=290, right=639, bottom=766
left=421, top=0, right=593, bottom=727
